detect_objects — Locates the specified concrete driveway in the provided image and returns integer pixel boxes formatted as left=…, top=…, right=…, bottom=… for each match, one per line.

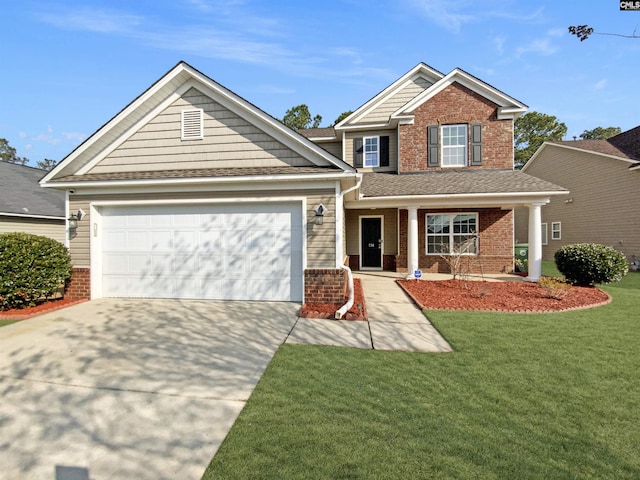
left=0, top=298, right=299, bottom=480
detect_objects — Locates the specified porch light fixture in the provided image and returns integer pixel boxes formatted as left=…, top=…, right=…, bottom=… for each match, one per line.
left=314, top=204, right=327, bottom=225
left=68, top=214, right=79, bottom=230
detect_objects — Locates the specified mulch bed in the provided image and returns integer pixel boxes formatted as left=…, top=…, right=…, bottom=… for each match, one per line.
left=0, top=298, right=88, bottom=320
left=397, top=278, right=611, bottom=313
left=298, top=278, right=368, bottom=321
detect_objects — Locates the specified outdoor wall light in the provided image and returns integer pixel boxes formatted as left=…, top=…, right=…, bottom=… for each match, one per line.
left=314, top=204, right=327, bottom=225
left=68, top=214, right=79, bottom=230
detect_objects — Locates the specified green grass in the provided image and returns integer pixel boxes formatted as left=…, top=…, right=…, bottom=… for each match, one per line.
left=203, top=272, right=640, bottom=479
left=0, top=319, right=18, bottom=327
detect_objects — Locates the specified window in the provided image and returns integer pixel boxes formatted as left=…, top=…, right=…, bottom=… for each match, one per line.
left=426, top=213, right=478, bottom=255
left=441, top=124, right=467, bottom=167
left=181, top=109, right=203, bottom=140
left=551, top=222, right=561, bottom=240
left=364, top=136, right=379, bottom=167
left=541, top=223, right=548, bottom=245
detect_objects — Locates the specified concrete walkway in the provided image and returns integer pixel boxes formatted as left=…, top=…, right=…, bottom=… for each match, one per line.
left=286, top=272, right=452, bottom=353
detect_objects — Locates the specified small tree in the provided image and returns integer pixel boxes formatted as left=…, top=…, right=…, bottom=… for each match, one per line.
left=438, top=235, right=480, bottom=281
left=554, top=243, right=628, bottom=286
left=0, top=233, right=72, bottom=310
left=281, top=105, right=322, bottom=131
left=580, top=127, right=621, bottom=140
left=36, top=158, right=58, bottom=171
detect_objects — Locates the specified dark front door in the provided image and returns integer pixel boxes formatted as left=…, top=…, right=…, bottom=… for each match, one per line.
left=361, top=217, right=382, bottom=269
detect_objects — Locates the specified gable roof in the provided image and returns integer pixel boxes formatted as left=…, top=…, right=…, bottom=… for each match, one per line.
left=0, top=163, right=64, bottom=219
left=336, top=63, right=526, bottom=130
left=41, top=62, right=354, bottom=186
left=525, top=125, right=640, bottom=172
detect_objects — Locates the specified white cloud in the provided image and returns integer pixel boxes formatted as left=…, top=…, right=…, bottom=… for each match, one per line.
left=547, top=28, right=565, bottom=37
left=38, top=7, right=142, bottom=34
left=492, top=34, right=506, bottom=55
left=516, top=38, right=558, bottom=57
left=408, top=0, right=474, bottom=33
left=595, top=79, right=607, bottom=90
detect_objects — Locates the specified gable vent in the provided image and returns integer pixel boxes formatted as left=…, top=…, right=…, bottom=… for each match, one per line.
left=181, top=109, right=204, bottom=140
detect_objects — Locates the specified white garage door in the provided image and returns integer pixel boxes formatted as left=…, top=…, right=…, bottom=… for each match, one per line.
left=100, top=203, right=303, bottom=301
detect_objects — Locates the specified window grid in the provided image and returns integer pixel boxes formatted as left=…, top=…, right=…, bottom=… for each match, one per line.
left=364, top=136, right=379, bottom=167
left=426, top=213, right=478, bottom=255
left=441, top=124, right=467, bottom=167
left=551, top=222, right=561, bottom=240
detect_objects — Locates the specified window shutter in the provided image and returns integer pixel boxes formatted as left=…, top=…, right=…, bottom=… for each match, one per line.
left=353, top=137, right=363, bottom=168
left=471, top=123, right=482, bottom=165
left=380, top=136, right=389, bottom=167
left=428, top=125, right=439, bottom=167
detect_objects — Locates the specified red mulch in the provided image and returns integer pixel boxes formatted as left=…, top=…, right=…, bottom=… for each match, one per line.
left=299, top=278, right=367, bottom=321
left=0, top=298, right=88, bottom=320
left=397, top=279, right=611, bottom=313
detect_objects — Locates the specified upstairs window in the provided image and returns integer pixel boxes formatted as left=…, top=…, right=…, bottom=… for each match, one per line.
left=181, top=109, right=204, bottom=140
left=364, top=136, right=379, bottom=167
left=441, top=124, right=467, bottom=167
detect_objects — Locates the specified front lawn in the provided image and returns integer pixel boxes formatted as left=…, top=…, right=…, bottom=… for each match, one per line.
left=203, top=272, right=639, bottom=479
left=0, top=320, right=18, bottom=328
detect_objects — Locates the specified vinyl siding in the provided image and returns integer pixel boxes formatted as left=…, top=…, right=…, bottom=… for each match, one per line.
left=358, top=76, right=433, bottom=124
left=516, top=145, right=640, bottom=261
left=90, top=87, right=312, bottom=174
left=68, top=189, right=337, bottom=269
left=0, top=217, right=66, bottom=244
left=344, top=129, right=397, bottom=171
left=345, top=208, right=398, bottom=255
left=314, top=140, right=342, bottom=159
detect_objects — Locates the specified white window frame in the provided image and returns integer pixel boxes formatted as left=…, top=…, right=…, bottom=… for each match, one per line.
left=551, top=221, right=561, bottom=240
left=363, top=136, right=379, bottom=167
left=181, top=108, right=204, bottom=140
left=441, top=124, right=468, bottom=167
left=426, top=212, right=478, bottom=256
left=541, top=223, right=548, bottom=245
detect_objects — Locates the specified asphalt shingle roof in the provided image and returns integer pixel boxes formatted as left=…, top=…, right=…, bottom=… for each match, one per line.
left=361, top=170, right=567, bottom=197
left=552, top=125, right=640, bottom=162
left=0, top=162, right=65, bottom=217
left=51, top=165, right=343, bottom=183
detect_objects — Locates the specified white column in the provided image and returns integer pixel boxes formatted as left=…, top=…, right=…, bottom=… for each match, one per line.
left=407, top=207, right=419, bottom=279
left=526, top=202, right=545, bottom=282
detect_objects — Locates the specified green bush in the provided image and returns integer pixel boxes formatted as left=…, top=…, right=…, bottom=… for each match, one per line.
left=0, top=233, right=72, bottom=310
left=554, top=243, right=628, bottom=286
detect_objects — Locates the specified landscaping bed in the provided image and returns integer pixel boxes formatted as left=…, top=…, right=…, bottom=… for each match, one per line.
left=0, top=298, right=87, bottom=320
left=398, top=278, right=610, bottom=313
left=298, top=278, right=367, bottom=320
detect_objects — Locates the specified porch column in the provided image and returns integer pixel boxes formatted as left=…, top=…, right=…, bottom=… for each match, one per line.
left=406, top=206, right=419, bottom=279
left=526, top=202, right=545, bottom=282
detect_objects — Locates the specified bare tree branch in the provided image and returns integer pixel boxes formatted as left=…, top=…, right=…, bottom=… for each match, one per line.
left=569, top=24, right=640, bottom=41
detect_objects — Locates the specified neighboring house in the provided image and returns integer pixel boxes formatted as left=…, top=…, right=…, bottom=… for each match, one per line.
left=40, top=62, right=566, bottom=302
left=0, top=162, right=65, bottom=243
left=515, top=126, right=640, bottom=264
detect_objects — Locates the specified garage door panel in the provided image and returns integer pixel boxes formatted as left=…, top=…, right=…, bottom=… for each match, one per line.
left=101, top=203, right=303, bottom=301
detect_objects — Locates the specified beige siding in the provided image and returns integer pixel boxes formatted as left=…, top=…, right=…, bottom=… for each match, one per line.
left=345, top=209, right=398, bottom=255
left=518, top=145, right=640, bottom=261
left=68, top=188, right=337, bottom=269
left=315, top=140, right=342, bottom=159
left=0, top=217, right=66, bottom=244
left=90, top=87, right=313, bottom=174
left=344, top=129, right=397, bottom=172
left=359, top=76, right=433, bottom=124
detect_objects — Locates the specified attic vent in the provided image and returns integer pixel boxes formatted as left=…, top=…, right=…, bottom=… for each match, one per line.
left=181, top=108, right=203, bottom=140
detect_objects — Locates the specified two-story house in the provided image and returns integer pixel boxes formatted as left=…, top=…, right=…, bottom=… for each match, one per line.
left=40, top=62, right=567, bottom=304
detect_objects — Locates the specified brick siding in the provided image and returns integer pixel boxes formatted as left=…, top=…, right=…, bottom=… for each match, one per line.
left=304, top=268, right=346, bottom=304
left=399, top=82, right=514, bottom=172
left=65, top=267, right=91, bottom=299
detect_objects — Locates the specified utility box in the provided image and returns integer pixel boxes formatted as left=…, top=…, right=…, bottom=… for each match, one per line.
left=514, top=243, right=529, bottom=272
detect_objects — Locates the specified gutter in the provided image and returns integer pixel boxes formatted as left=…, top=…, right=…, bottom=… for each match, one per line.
left=334, top=174, right=362, bottom=319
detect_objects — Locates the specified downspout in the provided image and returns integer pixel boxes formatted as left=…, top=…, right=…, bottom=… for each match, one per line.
left=335, top=173, right=362, bottom=320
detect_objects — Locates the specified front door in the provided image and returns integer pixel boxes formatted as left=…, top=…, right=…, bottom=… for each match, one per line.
left=360, top=217, right=382, bottom=269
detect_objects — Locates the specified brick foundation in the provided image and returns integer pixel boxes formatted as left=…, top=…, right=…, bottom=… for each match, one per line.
left=65, top=267, right=91, bottom=299
left=304, top=268, right=346, bottom=304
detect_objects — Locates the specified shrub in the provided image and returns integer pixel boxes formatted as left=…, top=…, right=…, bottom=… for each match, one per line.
left=0, top=233, right=72, bottom=310
left=538, top=276, right=569, bottom=300
left=554, top=243, right=628, bottom=286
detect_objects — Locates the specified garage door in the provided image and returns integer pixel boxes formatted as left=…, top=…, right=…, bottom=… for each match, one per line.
left=100, top=203, right=303, bottom=301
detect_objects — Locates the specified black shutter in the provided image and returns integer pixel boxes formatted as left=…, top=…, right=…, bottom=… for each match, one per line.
left=353, top=137, right=363, bottom=168
left=428, top=125, right=439, bottom=167
left=471, top=123, right=482, bottom=166
left=380, top=136, right=389, bottom=167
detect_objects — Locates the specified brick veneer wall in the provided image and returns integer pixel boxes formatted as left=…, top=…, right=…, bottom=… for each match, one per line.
left=304, top=268, right=345, bottom=304
left=399, top=82, right=514, bottom=172
left=396, top=208, right=514, bottom=274
left=65, top=267, right=91, bottom=299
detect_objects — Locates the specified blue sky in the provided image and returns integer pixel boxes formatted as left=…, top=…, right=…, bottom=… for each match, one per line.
left=1, top=0, right=639, bottom=166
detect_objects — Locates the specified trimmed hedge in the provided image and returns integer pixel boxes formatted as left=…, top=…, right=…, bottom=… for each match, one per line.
left=554, top=243, right=628, bottom=286
left=0, top=233, right=72, bottom=310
